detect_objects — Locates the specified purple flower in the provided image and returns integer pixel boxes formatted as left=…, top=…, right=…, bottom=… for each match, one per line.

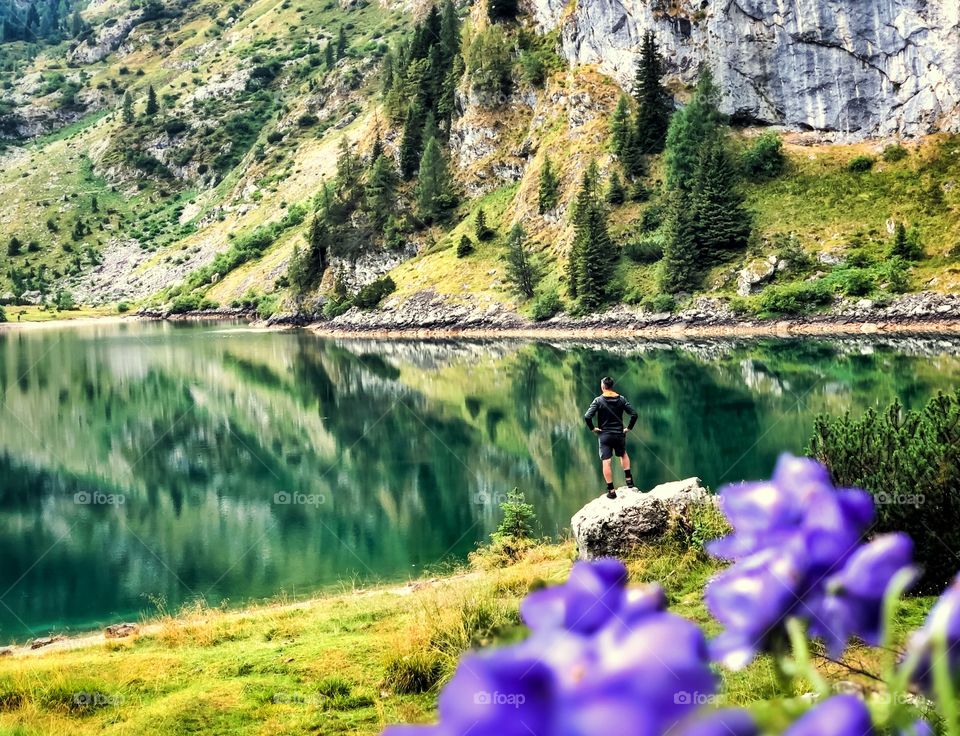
left=783, top=695, right=875, bottom=736
left=707, top=455, right=913, bottom=666
left=676, top=709, right=758, bottom=736
left=905, top=573, right=960, bottom=693
left=385, top=559, right=752, bottom=736
left=899, top=722, right=933, bottom=736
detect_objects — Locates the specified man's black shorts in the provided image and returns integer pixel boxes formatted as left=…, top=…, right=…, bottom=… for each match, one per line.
left=598, top=432, right=626, bottom=460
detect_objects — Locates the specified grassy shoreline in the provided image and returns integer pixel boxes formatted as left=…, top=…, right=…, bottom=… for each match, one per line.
left=0, top=538, right=935, bottom=735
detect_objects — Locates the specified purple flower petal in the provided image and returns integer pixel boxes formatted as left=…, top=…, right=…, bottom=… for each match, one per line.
left=677, top=708, right=758, bottom=736
left=783, top=695, right=875, bottom=736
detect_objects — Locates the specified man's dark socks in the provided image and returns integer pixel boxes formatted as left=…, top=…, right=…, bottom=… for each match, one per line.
left=606, top=482, right=616, bottom=499
left=625, top=471, right=634, bottom=488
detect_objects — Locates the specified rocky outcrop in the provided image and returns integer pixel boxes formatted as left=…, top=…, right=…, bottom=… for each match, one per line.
left=532, top=0, right=960, bottom=138
left=67, top=11, right=142, bottom=65
left=571, top=478, right=709, bottom=560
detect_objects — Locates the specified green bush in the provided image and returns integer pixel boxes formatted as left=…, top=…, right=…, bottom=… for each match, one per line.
left=757, top=280, right=832, bottom=315
left=847, top=155, right=875, bottom=173
left=882, top=144, right=908, bottom=162
left=624, top=234, right=664, bottom=264
left=353, top=276, right=396, bottom=309
left=530, top=288, right=561, bottom=321
left=835, top=268, right=874, bottom=297
left=809, top=391, right=960, bottom=592
left=322, top=298, right=352, bottom=319
left=641, top=293, right=675, bottom=314
left=741, top=132, right=785, bottom=180
left=672, top=500, right=731, bottom=553
left=456, top=235, right=474, bottom=258
left=117, top=301, right=131, bottom=313
left=169, top=292, right=202, bottom=314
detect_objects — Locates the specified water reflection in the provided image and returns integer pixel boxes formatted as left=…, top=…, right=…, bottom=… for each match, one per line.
left=1, top=322, right=959, bottom=637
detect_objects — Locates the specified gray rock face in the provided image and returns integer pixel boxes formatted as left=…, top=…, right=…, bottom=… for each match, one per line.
left=532, top=0, right=960, bottom=138
left=571, top=477, right=709, bottom=560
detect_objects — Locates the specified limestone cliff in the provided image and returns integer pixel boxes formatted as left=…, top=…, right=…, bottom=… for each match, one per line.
left=532, top=0, right=960, bottom=138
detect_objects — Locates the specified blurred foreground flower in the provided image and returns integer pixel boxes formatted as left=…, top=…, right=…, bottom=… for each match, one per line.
left=384, top=559, right=755, bottom=736
left=706, top=454, right=916, bottom=668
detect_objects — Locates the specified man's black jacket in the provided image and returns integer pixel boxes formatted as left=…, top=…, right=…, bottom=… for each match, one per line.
left=584, top=392, right=638, bottom=433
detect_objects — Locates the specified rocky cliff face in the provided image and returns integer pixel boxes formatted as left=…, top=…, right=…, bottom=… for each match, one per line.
left=532, top=0, right=960, bottom=138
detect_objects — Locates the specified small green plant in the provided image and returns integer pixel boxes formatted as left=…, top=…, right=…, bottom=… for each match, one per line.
left=641, top=293, right=675, bottom=313
left=456, top=235, right=474, bottom=258
left=741, top=132, right=785, bottom=180
left=530, top=288, right=561, bottom=321
left=474, top=209, right=495, bottom=242
left=117, top=302, right=131, bottom=313
left=353, top=276, right=396, bottom=309
left=495, top=489, right=535, bottom=541
left=383, top=650, right=443, bottom=694
left=673, top=500, right=731, bottom=553
left=757, top=280, right=832, bottom=315
left=882, top=144, right=908, bottom=162
left=835, top=268, right=874, bottom=297
left=847, top=155, right=875, bottom=173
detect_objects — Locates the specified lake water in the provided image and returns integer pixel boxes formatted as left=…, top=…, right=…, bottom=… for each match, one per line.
left=1, top=322, right=959, bottom=638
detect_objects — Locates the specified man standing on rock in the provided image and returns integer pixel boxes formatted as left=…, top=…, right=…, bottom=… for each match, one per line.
left=584, top=376, right=638, bottom=499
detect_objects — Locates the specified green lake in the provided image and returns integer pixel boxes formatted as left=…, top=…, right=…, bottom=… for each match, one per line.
left=1, top=321, right=958, bottom=638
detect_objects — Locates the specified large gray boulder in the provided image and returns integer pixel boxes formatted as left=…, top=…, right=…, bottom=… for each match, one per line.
left=571, top=478, right=710, bottom=560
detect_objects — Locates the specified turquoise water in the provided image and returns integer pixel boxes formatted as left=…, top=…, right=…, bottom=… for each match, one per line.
left=0, top=321, right=958, bottom=638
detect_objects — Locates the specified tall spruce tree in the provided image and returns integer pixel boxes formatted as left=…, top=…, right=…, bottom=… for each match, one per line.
left=632, top=31, right=672, bottom=155
left=606, top=171, right=626, bottom=205
left=399, top=99, right=426, bottom=179
left=504, top=224, right=539, bottom=298
left=538, top=156, right=560, bottom=214
left=336, top=26, right=347, bottom=59
left=575, top=204, right=614, bottom=311
left=365, top=154, right=398, bottom=229
left=664, top=67, right=723, bottom=190
left=660, top=188, right=700, bottom=293
left=610, top=95, right=632, bottom=158
left=416, top=136, right=456, bottom=223
left=690, top=136, right=751, bottom=256
left=121, top=91, right=134, bottom=124
left=145, top=85, right=158, bottom=116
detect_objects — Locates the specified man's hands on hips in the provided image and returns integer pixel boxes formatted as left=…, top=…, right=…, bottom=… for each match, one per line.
left=592, top=427, right=601, bottom=434
left=623, top=427, right=630, bottom=433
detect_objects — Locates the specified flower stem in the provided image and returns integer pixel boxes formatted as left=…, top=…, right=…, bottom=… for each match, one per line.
left=932, top=629, right=960, bottom=736
left=786, top=617, right=831, bottom=699
left=880, top=567, right=918, bottom=729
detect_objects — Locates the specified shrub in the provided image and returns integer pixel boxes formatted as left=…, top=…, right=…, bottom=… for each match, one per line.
left=882, top=144, right=908, bottom=162
left=809, top=391, right=960, bottom=592
left=847, top=155, right=875, bottom=173
left=672, top=499, right=731, bottom=553
left=624, top=234, right=664, bottom=264
left=641, top=293, right=676, bottom=313
left=757, top=280, right=832, bottom=315
left=835, top=268, right=873, bottom=297
left=169, top=292, right=202, bottom=313
left=741, top=132, right=785, bottom=180
left=117, top=301, right=131, bottom=313
left=875, top=256, right=910, bottom=293
left=353, top=276, right=395, bottom=309
left=890, top=222, right=923, bottom=261
left=639, top=201, right=665, bottom=232
left=456, top=235, right=474, bottom=258
left=322, top=298, right=352, bottom=319
left=495, top=489, right=535, bottom=541
left=55, top=289, right=77, bottom=310
left=530, top=288, right=561, bottom=321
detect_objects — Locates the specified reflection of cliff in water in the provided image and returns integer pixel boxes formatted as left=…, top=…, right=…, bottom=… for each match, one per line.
left=1, top=324, right=960, bottom=637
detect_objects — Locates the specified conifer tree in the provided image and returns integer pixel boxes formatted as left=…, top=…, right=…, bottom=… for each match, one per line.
left=399, top=99, right=426, bottom=179
left=537, top=156, right=560, bottom=214
left=287, top=242, right=311, bottom=296
left=475, top=208, right=495, bottom=241
left=567, top=162, right=601, bottom=302
left=660, top=188, right=700, bottom=293
left=145, top=85, right=158, bottom=116
left=439, top=0, right=460, bottom=68
left=71, top=9, right=82, bottom=37
left=416, top=137, right=456, bottom=223
left=890, top=222, right=923, bottom=260
left=334, top=137, right=360, bottom=194
left=369, top=132, right=384, bottom=163
left=664, top=67, right=723, bottom=191
left=610, top=95, right=632, bottom=158
left=365, top=154, right=398, bottom=229
left=121, top=91, right=134, bottom=124
left=504, top=224, right=539, bottom=298
left=305, top=214, right=330, bottom=278
left=632, top=31, right=672, bottom=155
left=606, top=171, right=626, bottom=205
left=690, top=137, right=751, bottom=256
left=336, top=26, right=347, bottom=59
left=324, top=42, right=335, bottom=70
left=457, top=234, right=474, bottom=258
left=487, top=0, right=518, bottom=23
left=575, top=203, right=614, bottom=311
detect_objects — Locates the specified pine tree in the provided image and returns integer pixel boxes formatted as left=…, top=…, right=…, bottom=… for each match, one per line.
left=416, top=137, right=456, bottom=223
left=122, top=91, right=134, bottom=124
left=26, top=4, right=40, bottom=30
left=71, top=9, right=82, bottom=36
left=456, top=234, right=474, bottom=258
left=606, top=171, right=626, bottom=205
left=504, top=224, right=539, bottom=298
left=306, top=214, right=330, bottom=278
left=439, top=0, right=460, bottom=68
left=660, top=188, right=700, bottom=293
left=324, top=42, right=335, bottom=70
left=664, top=67, right=723, bottom=191
left=335, top=137, right=360, bottom=194
left=690, top=137, right=751, bottom=257
left=610, top=95, right=632, bottom=158
left=399, top=99, right=425, bottom=179
left=91, top=195, right=99, bottom=213
left=336, top=26, right=347, bottom=59
left=369, top=132, right=384, bottom=163
left=7, top=237, right=22, bottom=257
left=632, top=31, right=672, bottom=155
left=475, top=208, right=495, bottom=241
left=365, top=154, right=398, bottom=229
left=145, top=85, right=158, bottom=116
left=537, top=156, right=560, bottom=214
left=575, top=204, right=614, bottom=311
left=287, top=242, right=311, bottom=295
left=890, top=222, right=923, bottom=260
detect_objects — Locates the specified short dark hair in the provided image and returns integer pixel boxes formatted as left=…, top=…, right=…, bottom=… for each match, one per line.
left=601, top=376, right=615, bottom=389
